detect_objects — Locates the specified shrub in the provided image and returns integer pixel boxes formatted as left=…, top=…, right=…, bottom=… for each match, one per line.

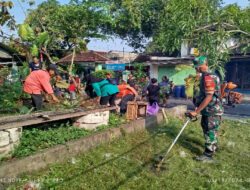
left=93, top=70, right=115, bottom=79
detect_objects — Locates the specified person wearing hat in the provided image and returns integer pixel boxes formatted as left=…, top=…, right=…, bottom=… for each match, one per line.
left=189, top=56, right=223, bottom=162
left=23, top=64, right=60, bottom=110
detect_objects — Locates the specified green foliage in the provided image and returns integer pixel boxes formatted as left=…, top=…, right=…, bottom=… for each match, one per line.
left=19, top=106, right=30, bottom=115
left=159, top=86, right=169, bottom=99
left=31, top=44, right=38, bottom=56
left=107, top=0, right=249, bottom=78
left=28, top=0, right=35, bottom=6
left=185, top=75, right=201, bottom=98
left=0, top=66, right=9, bottom=80
left=0, top=80, right=23, bottom=111
left=185, top=76, right=196, bottom=98
left=18, top=24, right=35, bottom=42
left=36, top=31, right=50, bottom=47
left=18, top=61, right=30, bottom=79
left=52, top=56, right=59, bottom=62
left=12, top=122, right=91, bottom=158
left=24, top=0, right=112, bottom=52
left=8, top=113, right=125, bottom=159
left=0, top=65, right=30, bottom=112
left=72, top=64, right=83, bottom=75
left=108, top=113, right=126, bottom=127
left=0, top=1, right=15, bottom=29
left=134, top=63, right=146, bottom=82
left=93, top=70, right=115, bottom=79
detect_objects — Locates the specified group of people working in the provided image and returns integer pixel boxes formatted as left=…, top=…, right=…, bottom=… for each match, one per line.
left=22, top=55, right=223, bottom=162
left=23, top=56, right=176, bottom=113
left=23, top=58, right=140, bottom=114
left=81, top=73, right=138, bottom=114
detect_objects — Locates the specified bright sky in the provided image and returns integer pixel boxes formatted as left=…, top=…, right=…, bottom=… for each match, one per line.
left=3, top=0, right=250, bottom=52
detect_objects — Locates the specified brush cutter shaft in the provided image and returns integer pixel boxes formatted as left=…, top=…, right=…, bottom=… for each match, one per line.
left=160, top=119, right=191, bottom=163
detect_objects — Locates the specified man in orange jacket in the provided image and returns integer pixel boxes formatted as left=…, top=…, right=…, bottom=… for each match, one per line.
left=117, top=80, right=138, bottom=114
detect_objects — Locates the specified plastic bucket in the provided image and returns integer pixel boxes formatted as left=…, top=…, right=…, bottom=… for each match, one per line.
left=181, top=85, right=186, bottom=98
left=174, top=86, right=182, bottom=98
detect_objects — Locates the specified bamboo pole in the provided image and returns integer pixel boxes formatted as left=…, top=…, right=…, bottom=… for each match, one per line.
left=162, top=108, right=168, bottom=124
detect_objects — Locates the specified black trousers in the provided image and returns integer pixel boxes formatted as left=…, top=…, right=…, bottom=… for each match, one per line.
left=100, top=93, right=117, bottom=106
left=31, top=94, right=43, bottom=110
left=120, top=94, right=135, bottom=114
left=85, top=85, right=96, bottom=98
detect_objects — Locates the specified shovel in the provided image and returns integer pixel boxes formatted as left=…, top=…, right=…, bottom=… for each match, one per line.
left=155, top=112, right=198, bottom=171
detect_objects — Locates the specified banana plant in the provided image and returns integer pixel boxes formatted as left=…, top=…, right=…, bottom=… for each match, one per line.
left=18, top=23, right=51, bottom=61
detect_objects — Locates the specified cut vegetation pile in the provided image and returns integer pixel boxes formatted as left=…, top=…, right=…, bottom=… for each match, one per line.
left=5, top=117, right=250, bottom=190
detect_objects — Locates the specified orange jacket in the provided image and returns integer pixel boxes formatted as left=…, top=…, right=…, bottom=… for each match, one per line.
left=117, top=84, right=137, bottom=98
left=24, top=70, right=53, bottom=95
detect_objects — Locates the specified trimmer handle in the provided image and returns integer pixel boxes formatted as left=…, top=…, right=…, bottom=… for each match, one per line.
left=185, top=112, right=198, bottom=122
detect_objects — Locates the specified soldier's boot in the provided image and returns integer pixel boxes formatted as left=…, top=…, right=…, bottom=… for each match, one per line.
left=215, top=147, right=220, bottom=153
left=195, top=149, right=213, bottom=162
left=203, top=145, right=219, bottom=153
left=214, top=143, right=219, bottom=153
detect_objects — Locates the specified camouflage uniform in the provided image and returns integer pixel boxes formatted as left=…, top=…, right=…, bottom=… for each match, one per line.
left=194, top=72, right=223, bottom=152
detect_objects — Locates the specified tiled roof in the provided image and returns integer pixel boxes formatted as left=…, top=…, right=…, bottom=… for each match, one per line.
left=58, top=51, right=110, bottom=63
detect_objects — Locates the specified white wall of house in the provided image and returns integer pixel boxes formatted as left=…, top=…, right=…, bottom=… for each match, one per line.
left=150, top=64, right=158, bottom=79
left=181, top=40, right=189, bottom=57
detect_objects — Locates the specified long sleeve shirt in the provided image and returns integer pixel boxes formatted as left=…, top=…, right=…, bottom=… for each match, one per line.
left=92, top=80, right=119, bottom=97
left=23, top=70, right=53, bottom=95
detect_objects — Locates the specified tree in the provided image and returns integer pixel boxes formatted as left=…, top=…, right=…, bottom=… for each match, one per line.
left=106, top=0, right=250, bottom=78
left=0, top=1, right=15, bottom=30
left=0, top=0, right=37, bottom=30
left=22, top=0, right=113, bottom=62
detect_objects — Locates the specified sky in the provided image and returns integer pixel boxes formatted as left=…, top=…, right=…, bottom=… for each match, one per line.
left=2, top=0, right=249, bottom=52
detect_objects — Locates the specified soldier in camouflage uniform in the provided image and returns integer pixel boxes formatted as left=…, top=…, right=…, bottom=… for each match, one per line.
left=190, top=56, right=223, bottom=162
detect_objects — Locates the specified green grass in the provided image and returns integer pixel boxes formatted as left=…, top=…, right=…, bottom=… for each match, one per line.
left=6, top=117, right=250, bottom=190
left=0, top=114, right=126, bottom=163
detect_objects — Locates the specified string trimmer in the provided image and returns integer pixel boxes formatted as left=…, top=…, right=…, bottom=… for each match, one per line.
left=155, top=113, right=198, bottom=172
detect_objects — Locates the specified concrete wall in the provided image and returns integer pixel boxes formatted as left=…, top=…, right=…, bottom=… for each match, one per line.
left=0, top=128, right=22, bottom=158
left=158, top=66, right=196, bottom=85
left=73, top=111, right=110, bottom=130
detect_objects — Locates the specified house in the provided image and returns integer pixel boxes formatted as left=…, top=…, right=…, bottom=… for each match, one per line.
left=58, top=50, right=139, bottom=79
left=0, top=43, right=23, bottom=66
left=134, top=53, right=195, bottom=85
left=58, top=50, right=110, bottom=72
left=225, top=53, right=250, bottom=90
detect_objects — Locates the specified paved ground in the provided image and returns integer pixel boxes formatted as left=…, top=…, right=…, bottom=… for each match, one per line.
left=166, top=98, right=194, bottom=110
left=223, top=102, right=250, bottom=120
left=165, top=98, right=250, bottom=120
